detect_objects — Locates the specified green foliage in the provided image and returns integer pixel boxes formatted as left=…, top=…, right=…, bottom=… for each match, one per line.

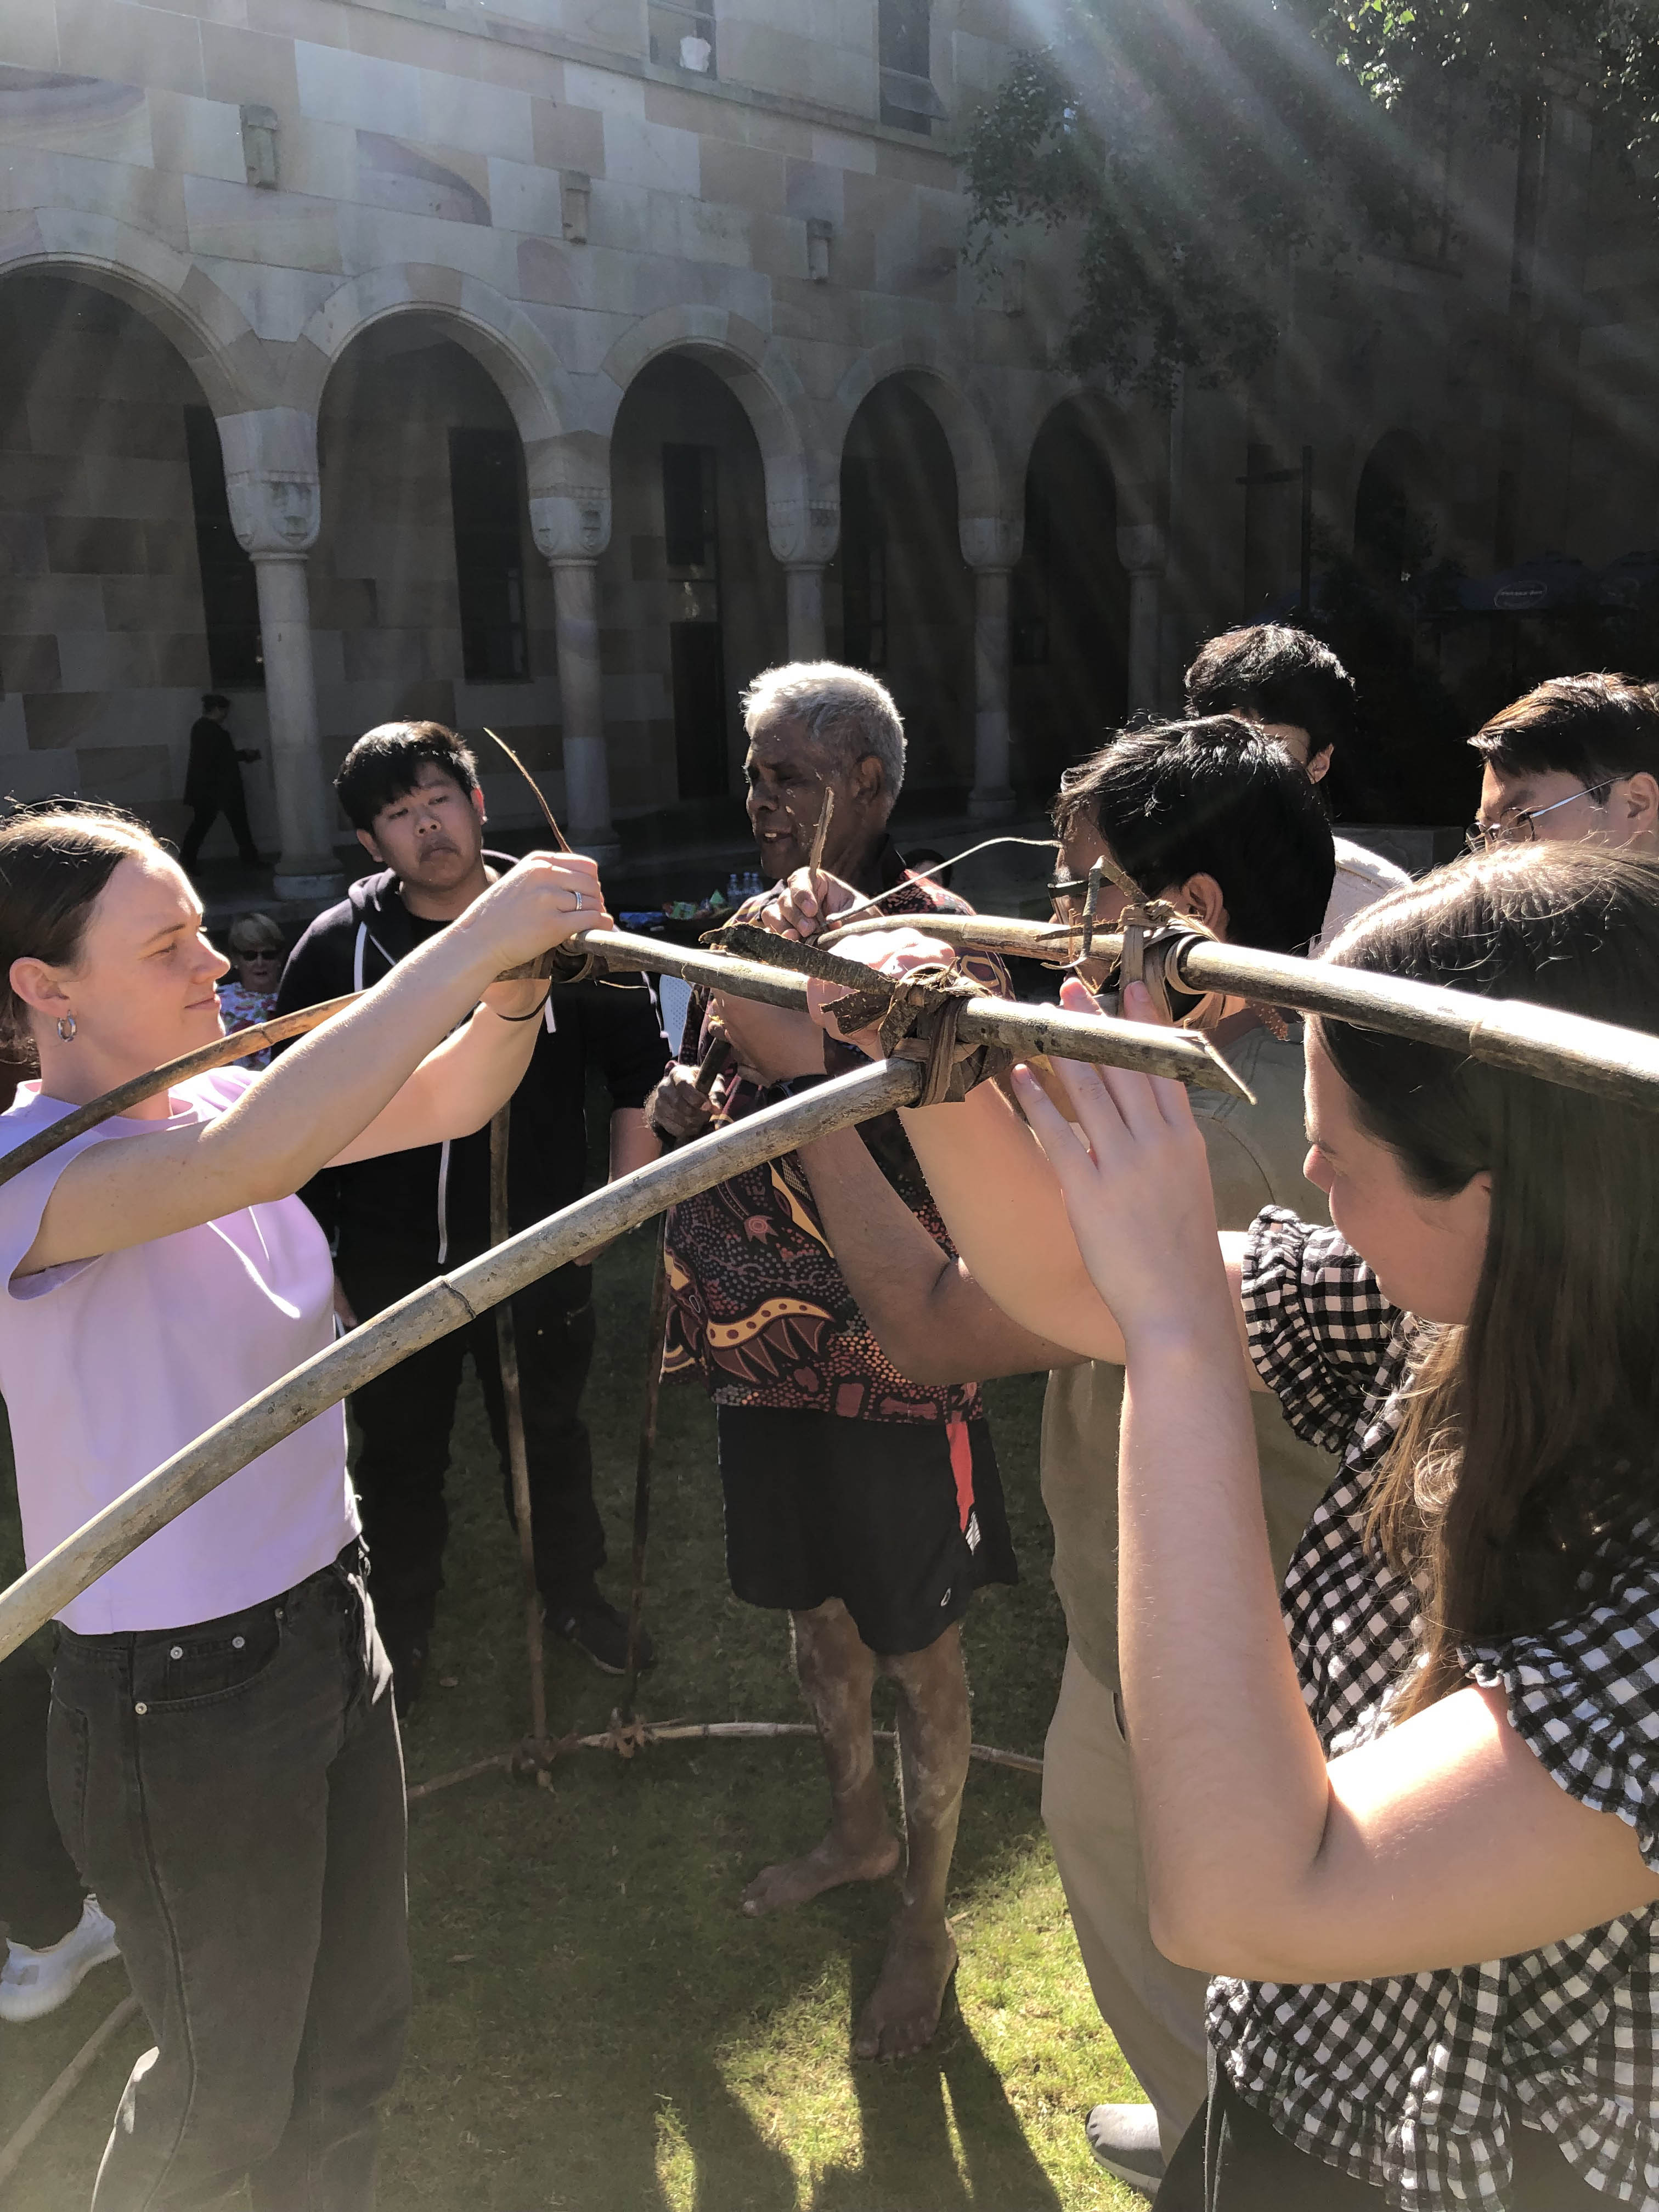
left=965, top=0, right=1659, bottom=394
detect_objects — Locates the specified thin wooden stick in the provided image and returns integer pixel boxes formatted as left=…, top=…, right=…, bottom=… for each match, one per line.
left=0, top=1060, right=924, bottom=1664
left=489, top=1106, right=549, bottom=1762
left=403, top=1724, right=1042, bottom=1804
left=0, top=1991, right=140, bottom=2190
left=480, top=727, right=572, bottom=853
left=821, top=912, right=1659, bottom=1116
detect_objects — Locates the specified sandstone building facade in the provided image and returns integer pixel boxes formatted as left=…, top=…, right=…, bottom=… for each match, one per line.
left=0, top=0, right=1653, bottom=891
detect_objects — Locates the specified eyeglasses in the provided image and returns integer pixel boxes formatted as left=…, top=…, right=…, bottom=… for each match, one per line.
left=1047, top=874, right=1094, bottom=923
left=1465, top=777, right=1619, bottom=853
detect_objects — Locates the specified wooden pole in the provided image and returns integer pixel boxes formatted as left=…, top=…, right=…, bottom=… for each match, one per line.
left=821, top=912, right=1659, bottom=1115
left=489, top=1105, right=549, bottom=1757
left=620, top=1220, right=672, bottom=1723
left=0, top=1060, right=923, bottom=1666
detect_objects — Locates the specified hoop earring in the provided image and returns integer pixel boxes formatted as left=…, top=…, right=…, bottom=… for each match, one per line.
left=55, top=1013, right=76, bottom=1043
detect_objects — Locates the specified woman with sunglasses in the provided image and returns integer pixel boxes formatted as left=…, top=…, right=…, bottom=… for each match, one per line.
left=808, top=842, right=1659, bottom=2209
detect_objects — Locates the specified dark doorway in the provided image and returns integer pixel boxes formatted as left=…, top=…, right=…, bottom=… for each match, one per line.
left=672, top=621, right=729, bottom=798
left=184, top=406, right=263, bottom=689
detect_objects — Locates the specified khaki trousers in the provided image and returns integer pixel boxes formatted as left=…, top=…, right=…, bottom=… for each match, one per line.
left=1042, top=1643, right=1210, bottom=2160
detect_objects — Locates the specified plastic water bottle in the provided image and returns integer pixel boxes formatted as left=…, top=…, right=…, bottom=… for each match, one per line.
left=726, top=871, right=741, bottom=904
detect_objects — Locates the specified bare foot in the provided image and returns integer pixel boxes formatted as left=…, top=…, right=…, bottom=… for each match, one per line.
left=741, top=1827, right=901, bottom=1916
left=853, top=1917, right=958, bottom=2059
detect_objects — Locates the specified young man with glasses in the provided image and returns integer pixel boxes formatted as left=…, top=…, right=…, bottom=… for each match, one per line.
left=1467, top=673, right=1659, bottom=854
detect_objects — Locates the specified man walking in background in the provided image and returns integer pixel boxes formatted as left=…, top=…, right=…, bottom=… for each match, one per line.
left=276, top=720, right=667, bottom=1711
left=179, top=692, right=262, bottom=870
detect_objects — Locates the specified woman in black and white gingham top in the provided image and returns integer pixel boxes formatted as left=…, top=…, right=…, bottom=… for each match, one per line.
left=846, top=841, right=1659, bottom=2210
left=1211, top=1209, right=1659, bottom=2207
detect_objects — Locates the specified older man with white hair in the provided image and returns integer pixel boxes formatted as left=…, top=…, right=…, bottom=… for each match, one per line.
left=647, top=663, right=1018, bottom=2062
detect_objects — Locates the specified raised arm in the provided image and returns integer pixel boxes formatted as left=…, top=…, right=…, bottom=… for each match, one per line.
left=20, top=856, right=607, bottom=1274
left=1017, top=1023, right=1659, bottom=1985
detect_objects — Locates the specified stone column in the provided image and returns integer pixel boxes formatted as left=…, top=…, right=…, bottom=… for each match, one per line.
left=1117, top=522, right=1169, bottom=716
left=218, top=408, right=341, bottom=901
left=550, top=560, right=617, bottom=858
left=785, top=563, right=827, bottom=662
left=533, top=489, right=618, bottom=861
left=968, top=565, right=1015, bottom=820
left=768, top=475, right=839, bottom=670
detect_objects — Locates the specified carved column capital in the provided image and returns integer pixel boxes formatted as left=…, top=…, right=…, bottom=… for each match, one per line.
left=217, top=408, right=322, bottom=558
left=958, top=515, right=1022, bottom=572
left=766, top=495, right=840, bottom=569
left=531, top=491, right=611, bottom=563
left=1116, top=521, right=1169, bottom=577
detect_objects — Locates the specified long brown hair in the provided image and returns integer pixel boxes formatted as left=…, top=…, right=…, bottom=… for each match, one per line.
left=0, top=804, right=160, bottom=1063
left=1319, top=844, right=1659, bottom=1713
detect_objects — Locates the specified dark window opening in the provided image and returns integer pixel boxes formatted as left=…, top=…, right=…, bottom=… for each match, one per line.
left=663, top=443, right=719, bottom=574
left=649, top=0, right=715, bottom=75
left=841, top=459, right=888, bottom=670
left=879, top=0, right=940, bottom=132
left=450, top=426, right=529, bottom=682
left=672, top=621, right=728, bottom=799
left=184, top=406, right=263, bottom=688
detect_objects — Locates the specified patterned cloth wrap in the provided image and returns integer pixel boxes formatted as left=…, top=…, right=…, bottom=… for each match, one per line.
left=1212, top=1207, right=1659, bottom=2211
left=663, top=863, right=1000, bottom=1423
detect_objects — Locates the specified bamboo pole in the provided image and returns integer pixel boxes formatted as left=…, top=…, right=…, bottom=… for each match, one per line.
left=821, top=912, right=1659, bottom=1115
left=566, top=930, right=1247, bottom=1094
left=0, top=1060, right=923, bottom=1666
left=0, top=928, right=1242, bottom=1199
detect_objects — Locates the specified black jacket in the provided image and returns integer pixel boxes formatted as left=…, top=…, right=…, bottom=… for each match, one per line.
left=183, top=718, right=243, bottom=809
left=274, top=855, right=669, bottom=1289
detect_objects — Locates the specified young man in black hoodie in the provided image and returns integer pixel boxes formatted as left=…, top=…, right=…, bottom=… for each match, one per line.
left=275, top=722, right=668, bottom=1708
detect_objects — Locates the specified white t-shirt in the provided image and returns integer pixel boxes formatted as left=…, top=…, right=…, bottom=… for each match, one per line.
left=1318, top=833, right=1413, bottom=950
left=0, top=1068, right=358, bottom=1635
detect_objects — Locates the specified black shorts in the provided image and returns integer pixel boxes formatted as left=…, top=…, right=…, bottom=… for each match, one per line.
left=714, top=1404, right=1017, bottom=1656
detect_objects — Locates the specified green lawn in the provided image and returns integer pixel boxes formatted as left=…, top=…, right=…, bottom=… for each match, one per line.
left=1, top=1221, right=1140, bottom=2210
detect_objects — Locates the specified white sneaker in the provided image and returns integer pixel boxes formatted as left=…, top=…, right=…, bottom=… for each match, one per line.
left=0, top=1895, right=120, bottom=2024
left=1085, top=2102, right=1166, bottom=2197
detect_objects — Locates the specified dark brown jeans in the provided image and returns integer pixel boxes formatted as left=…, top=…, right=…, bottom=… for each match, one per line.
left=49, top=1547, right=409, bottom=2212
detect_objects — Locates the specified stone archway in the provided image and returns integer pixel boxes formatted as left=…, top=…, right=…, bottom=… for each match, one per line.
left=0, top=264, right=277, bottom=854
